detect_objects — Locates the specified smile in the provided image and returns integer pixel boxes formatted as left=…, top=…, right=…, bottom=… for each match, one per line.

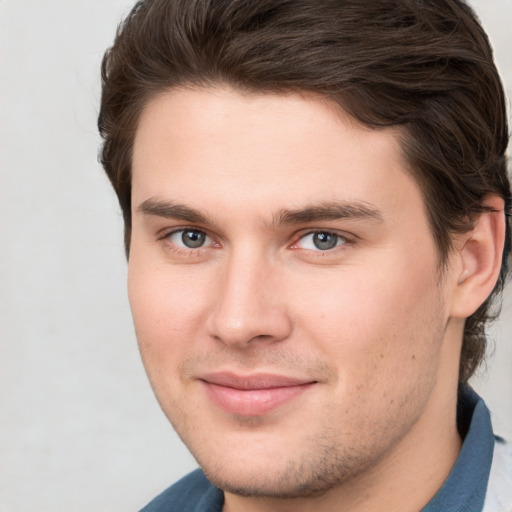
left=199, top=373, right=317, bottom=416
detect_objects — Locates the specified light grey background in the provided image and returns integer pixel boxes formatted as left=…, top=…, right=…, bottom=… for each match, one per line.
left=0, top=1, right=511, bottom=510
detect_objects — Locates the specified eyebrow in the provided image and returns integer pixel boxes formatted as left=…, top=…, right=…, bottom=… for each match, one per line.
left=272, top=201, right=384, bottom=226
left=137, top=198, right=384, bottom=227
left=137, top=198, right=212, bottom=224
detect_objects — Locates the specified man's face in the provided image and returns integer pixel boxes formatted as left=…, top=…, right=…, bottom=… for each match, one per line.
left=129, top=87, right=460, bottom=498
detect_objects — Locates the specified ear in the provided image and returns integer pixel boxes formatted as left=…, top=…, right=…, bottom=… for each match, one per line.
left=449, top=195, right=506, bottom=319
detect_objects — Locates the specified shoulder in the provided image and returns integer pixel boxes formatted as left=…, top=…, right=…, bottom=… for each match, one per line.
left=483, top=437, right=512, bottom=512
left=139, top=468, right=224, bottom=512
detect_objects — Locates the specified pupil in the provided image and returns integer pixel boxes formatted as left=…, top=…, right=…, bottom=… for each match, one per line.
left=182, top=230, right=205, bottom=248
left=313, top=232, right=337, bottom=250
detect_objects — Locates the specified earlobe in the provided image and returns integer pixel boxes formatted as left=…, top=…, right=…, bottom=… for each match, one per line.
left=450, top=195, right=506, bottom=319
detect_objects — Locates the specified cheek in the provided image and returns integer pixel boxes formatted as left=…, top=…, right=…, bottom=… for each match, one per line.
left=127, top=256, right=211, bottom=360
left=294, top=257, right=444, bottom=385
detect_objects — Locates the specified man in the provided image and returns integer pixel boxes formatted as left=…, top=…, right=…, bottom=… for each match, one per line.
left=98, top=0, right=512, bottom=510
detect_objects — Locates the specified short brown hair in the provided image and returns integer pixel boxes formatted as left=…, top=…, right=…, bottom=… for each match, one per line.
left=98, top=0, right=511, bottom=384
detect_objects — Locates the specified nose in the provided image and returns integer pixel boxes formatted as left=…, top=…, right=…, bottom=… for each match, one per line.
left=206, top=249, right=292, bottom=348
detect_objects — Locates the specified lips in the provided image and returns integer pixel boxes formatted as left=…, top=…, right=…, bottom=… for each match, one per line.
left=199, top=372, right=316, bottom=416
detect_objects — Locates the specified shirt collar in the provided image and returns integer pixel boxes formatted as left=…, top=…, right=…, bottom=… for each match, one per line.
left=421, top=387, right=495, bottom=512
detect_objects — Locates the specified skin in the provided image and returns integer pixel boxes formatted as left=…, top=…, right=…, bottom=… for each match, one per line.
left=128, top=86, right=500, bottom=512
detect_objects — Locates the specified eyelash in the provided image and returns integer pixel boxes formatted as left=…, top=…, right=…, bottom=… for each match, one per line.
left=158, top=227, right=353, bottom=257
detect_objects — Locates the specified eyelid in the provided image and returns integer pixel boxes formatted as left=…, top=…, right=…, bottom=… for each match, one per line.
left=158, top=225, right=208, bottom=240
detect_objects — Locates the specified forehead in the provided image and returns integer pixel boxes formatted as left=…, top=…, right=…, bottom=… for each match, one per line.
left=131, top=86, right=422, bottom=226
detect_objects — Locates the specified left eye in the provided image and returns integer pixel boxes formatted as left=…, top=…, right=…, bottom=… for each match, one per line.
left=168, top=229, right=211, bottom=249
left=297, top=231, right=346, bottom=251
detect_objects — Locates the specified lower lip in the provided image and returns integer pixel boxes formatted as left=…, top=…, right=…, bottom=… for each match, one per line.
left=202, top=382, right=314, bottom=416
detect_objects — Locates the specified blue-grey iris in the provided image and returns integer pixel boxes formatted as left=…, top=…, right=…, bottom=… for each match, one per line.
left=182, top=230, right=206, bottom=248
left=313, top=232, right=338, bottom=250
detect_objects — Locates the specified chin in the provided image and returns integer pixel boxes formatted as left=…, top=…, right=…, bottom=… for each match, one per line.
left=191, top=435, right=375, bottom=500
left=202, top=465, right=338, bottom=499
